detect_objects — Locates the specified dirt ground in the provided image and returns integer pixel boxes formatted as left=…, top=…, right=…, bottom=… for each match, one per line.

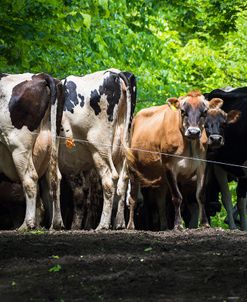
left=0, top=228, right=247, bottom=302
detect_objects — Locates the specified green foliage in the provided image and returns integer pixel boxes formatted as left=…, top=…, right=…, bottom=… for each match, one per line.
left=1, top=0, right=246, bottom=104
left=49, top=264, right=62, bottom=272
left=29, top=229, right=46, bottom=235
left=51, top=255, right=60, bottom=259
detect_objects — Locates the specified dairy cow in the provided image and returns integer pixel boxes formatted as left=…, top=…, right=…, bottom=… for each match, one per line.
left=205, top=87, right=247, bottom=230
left=130, top=97, right=240, bottom=230
left=0, top=73, right=63, bottom=230
left=126, top=91, right=213, bottom=230
left=58, top=69, right=136, bottom=230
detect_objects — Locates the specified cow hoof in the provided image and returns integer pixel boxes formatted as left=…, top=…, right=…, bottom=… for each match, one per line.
left=126, top=222, right=135, bottom=230
left=114, top=217, right=126, bottom=230
left=18, top=221, right=35, bottom=232
left=174, top=224, right=184, bottom=231
left=201, top=223, right=211, bottom=229
left=229, top=224, right=237, bottom=230
left=50, top=221, right=65, bottom=231
left=115, top=222, right=126, bottom=230
left=71, top=224, right=81, bottom=230
left=95, top=223, right=110, bottom=231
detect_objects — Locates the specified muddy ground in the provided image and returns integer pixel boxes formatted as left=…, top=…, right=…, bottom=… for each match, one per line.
left=0, top=228, right=247, bottom=302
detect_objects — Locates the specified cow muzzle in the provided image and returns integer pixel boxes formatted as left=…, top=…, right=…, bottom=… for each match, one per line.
left=185, top=127, right=201, bottom=140
left=208, top=134, right=224, bottom=149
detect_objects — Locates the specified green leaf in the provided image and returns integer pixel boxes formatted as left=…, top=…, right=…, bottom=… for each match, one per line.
left=144, top=247, right=152, bottom=252
left=51, top=255, right=60, bottom=259
left=29, top=229, right=46, bottom=235
left=49, top=264, right=62, bottom=273
left=81, top=13, right=91, bottom=29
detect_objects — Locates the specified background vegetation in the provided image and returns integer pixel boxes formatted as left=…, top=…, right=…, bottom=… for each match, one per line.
left=1, top=0, right=247, bottom=108
left=1, top=0, right=246, bottom=227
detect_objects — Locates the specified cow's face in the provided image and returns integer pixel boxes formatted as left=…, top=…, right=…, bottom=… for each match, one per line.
left=205, top=98, right=240, bottom=149
left=168, top=91, right=208, bottom=140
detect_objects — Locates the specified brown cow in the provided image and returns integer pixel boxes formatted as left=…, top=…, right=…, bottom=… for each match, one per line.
left=131, top=98, right=241, bottom=231
left=126, top=91, right=212, bottom=230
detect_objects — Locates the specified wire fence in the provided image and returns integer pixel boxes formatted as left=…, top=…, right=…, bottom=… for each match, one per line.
left=1, top=125, right=246, bottom=170
left=55, top=133, right=247, bottom=170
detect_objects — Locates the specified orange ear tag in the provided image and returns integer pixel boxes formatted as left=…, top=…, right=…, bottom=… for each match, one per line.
left=66, top=138, right=75, bottom=149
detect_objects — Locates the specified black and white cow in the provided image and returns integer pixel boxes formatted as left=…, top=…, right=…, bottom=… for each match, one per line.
left=205, top=87, right=247, bottom=230
left=0, top=73, right=63, bottom=230
left=58, top=68, right=136, bottom=230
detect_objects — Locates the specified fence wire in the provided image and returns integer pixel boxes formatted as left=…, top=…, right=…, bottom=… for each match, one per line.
left=1, top=125, right=246, bottom=170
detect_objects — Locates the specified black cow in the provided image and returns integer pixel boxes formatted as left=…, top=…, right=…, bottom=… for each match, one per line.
left=205, top=87, right=247, bottom=230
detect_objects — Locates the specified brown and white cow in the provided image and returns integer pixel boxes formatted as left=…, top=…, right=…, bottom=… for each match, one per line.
left=0, top=73, right=63, bottom=230
left=126, top=91, right=212, bottom=230
left=58, top=69, right=136, bottom=230
left=129, top=97, right=241, bottom=231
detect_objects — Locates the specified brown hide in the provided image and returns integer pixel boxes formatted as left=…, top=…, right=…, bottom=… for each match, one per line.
left=130, top=105, right=167, bottom=183
left=127, top=91, right=209, bottom=230
left=130, top=104, right=207, bottom=184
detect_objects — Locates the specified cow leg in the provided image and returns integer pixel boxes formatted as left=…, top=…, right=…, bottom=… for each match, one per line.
left=236, top=179, right=247, bottom=231
left=187, top=202, right=199, bottom=229
left=114, top=194, right=126, bottom=229
left=19, top=175, right=38, bottom=230
left=71, top=196, right=85, bottom=230
left=96, top=174, right=115, bottom=230
left=165, top=170, right=183, bottom=230
left=114, top=165, right=128, bottom=230
left=92, top=152, right=115, bottom=230
left=50, top=168, right=63, bottom=230
left=155, top=187, right=168, bottom=231
left=126, top=180, right=139, bottom=230
left=13, top=152, right=39, bottom=231
left=39, top=176, right=53, bottom=227
left=214, top=165, right=236, bottom=229
left=36, top=194, right=45, bottom=228
left=196, top=164, right=209, bottom=228
left=237, top=197, right=247, bottom=231
left=42, top=164, right=63, bottom=230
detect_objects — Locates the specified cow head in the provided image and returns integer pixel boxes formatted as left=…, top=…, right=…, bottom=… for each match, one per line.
left=167, top=91, right=208, bottom=140
left=205, top=98, right=241, bottom=149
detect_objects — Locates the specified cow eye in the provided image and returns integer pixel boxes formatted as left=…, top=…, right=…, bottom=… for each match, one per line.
left=220, top=121, right=227, bottom=129
left=181, top=109, right=187, bottom=116
left=201, top=109, right=208, bottom=117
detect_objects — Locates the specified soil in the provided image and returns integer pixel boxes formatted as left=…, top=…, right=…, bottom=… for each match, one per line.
left=0, top=228, right=247, bottom=302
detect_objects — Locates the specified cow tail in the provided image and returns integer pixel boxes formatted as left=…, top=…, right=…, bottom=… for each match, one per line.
left=43, top=74, right=60, bottom=199
left=45, top=75, right=58, bottom=148
left=114, top=72, right=135, bottom=196
left=124, top=144, right=162, bottom=187
left=118, top=72, right=135, bottom=150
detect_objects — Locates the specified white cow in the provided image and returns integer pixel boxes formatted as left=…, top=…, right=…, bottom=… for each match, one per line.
left=0, top=73, right=63, bottom=230
left=58, top=69, right=136, bottom=230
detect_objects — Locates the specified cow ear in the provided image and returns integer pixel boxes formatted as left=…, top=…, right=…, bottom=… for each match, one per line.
left=208, top=98, right=224, bottom=109
left=167, top=97, right=180, bottom=110
left=227, top=110, right=241, bottom=124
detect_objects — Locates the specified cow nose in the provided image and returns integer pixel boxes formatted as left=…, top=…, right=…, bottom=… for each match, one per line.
left=210, top=134, right=222, bottom=143
left=186, top=127, right=201, bottom=139
left=209, top=134, right=223, bottom=147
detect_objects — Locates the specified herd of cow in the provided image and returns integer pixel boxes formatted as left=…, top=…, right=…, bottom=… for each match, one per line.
left=0, top=69, right=247, bottom=232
